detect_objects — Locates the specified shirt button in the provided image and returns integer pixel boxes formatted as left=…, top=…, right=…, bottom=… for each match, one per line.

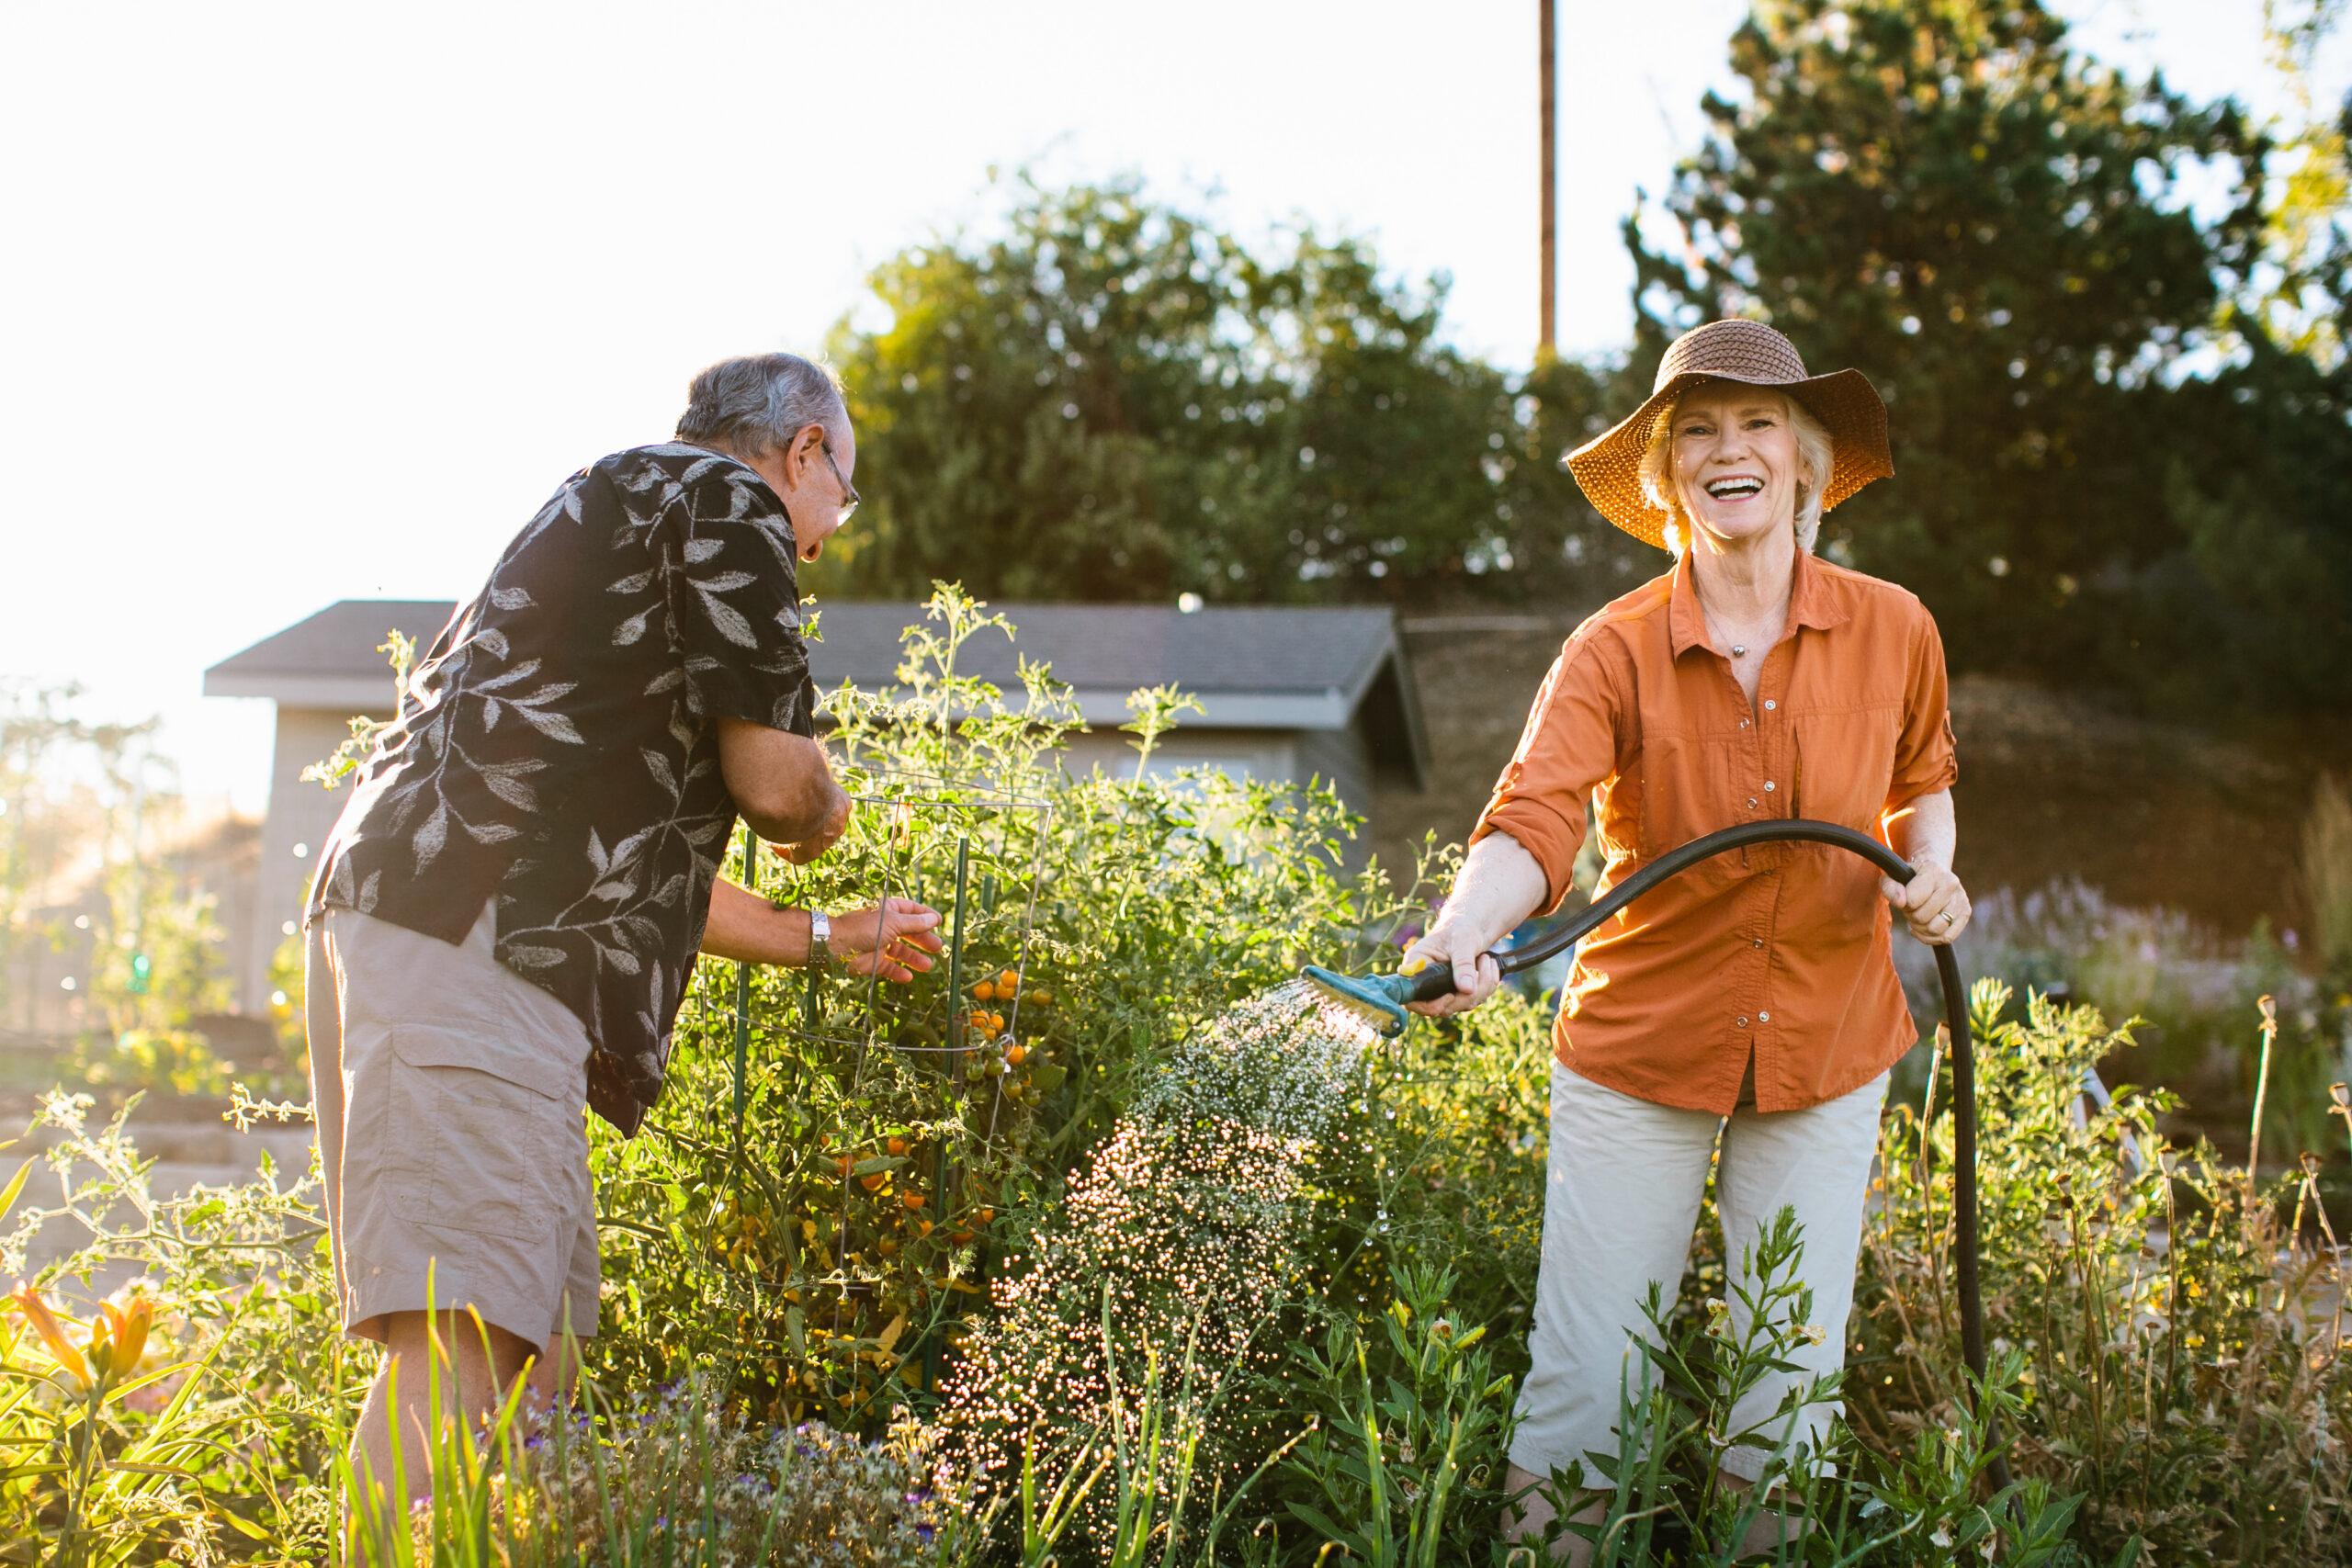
left=1763, top=699, right=1777, bottom=711
left=1739, top=718, right=1750, bottom=728
left=1751, top=937, right=1764, bottom=949
left=1758, top=1010, right=1771, bottom=1022
left=1747, top=796, right=1758, bottom=809
left=1763, top=780, right=1777, bottom=793
left=1736, top=1015, right=1750, bottom=1028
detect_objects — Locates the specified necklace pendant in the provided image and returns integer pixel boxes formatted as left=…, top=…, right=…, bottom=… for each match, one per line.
left=1731, top=644, right=1747, bottom=658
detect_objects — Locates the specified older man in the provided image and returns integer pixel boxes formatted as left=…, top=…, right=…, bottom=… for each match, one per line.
left=304, top=352, right=942, bottom=1503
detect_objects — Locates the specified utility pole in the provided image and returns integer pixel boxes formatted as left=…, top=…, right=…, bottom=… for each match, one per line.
left=1539, top=0, right=1556, bottom=360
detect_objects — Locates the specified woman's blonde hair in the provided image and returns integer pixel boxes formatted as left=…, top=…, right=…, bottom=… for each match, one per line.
left=1635, top=384, right=1834, bottom=557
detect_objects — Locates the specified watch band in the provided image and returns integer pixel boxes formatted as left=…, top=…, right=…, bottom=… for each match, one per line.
left=807, top=908, right=833, bottom=971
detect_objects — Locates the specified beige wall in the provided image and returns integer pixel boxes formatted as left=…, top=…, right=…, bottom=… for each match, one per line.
left=243, top=707, right=381, bottom=1012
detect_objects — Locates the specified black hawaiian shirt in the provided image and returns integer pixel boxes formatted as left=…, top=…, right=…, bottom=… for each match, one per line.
left=310, top=444, right=818, bottom=1134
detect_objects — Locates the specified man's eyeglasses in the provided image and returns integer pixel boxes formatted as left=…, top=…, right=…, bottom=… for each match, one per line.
left=820, top=440, right=860, bottom=524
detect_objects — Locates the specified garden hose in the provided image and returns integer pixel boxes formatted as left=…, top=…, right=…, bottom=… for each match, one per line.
left=1303, top=818, right=2014, bottom=1497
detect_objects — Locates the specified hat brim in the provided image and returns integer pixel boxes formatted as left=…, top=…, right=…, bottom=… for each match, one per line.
left=1565, top=367, right=1893, bottom=549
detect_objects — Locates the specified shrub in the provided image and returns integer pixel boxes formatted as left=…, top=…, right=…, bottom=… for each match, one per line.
left=348, top=1369, right=967, bottom=1567
left=0, top=1089, right=350, bottom=1562
left=585, top=590, right=1411, bottom=1435
left=2305, top=773, right=2352, bottom=983
left=1854, top=982, right=2352, bottom=1564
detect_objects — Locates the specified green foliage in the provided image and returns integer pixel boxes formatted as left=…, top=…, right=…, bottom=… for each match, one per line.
left=1630, top=0, right=2352, bottom=717
left=826, top=176, right=1581, bottom=604
left=8, top=591, right=2351, bottom=1562
left=342, top=1364, right=968, bottom=1568
left=72, top=1028, right=243, bottom=1100
left=2303, top=772, right=2352, bottom=982
left=1855, top=980, right=2352, bottom=1563
left=84, top=877, right=232, bottom=1042
left=1281, top=1263, right=1519, bottom=1567
left=586, top=588, right=1405, bottom=1431
left=300, top=629, right=415, bottom=793
left=0, top=1090, right=349, bottom=1562
left=2250, top=0, right=2351, bottom=370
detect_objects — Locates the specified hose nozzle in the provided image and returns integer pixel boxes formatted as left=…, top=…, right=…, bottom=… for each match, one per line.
left=1300, top=963, right=1456, bottom=1037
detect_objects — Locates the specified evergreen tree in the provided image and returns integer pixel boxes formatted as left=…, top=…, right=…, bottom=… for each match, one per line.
left=1631, top=0, right=2274, bottom=694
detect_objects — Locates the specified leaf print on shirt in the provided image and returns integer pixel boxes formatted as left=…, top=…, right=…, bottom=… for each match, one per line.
left=308, top=443, right=816, bottom=1135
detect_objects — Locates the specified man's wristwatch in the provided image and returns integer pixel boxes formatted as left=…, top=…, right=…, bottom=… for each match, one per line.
left=806, top=908, right=833, bottom=971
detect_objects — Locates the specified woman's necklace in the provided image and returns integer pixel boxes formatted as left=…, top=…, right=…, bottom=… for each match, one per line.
left=1701, top=596, right=1788, bottom=708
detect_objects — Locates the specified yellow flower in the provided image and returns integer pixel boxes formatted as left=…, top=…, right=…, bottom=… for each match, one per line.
left=96, top=1288, right=155, bottom=1380
left=10, top=1282, right=91, bottom=1390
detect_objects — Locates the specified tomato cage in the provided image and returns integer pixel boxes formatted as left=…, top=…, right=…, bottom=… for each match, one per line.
left=670, top=767, right=1057, bottom=1404
left=714, top=767, right=1054, bottom=1122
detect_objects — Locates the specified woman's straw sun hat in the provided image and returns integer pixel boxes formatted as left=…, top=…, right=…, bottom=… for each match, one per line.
left=1567, top=318, right=1894, bottom=549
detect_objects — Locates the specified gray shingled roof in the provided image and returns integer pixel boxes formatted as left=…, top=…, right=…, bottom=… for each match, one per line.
left=206, top=598, right=1428, bottom=774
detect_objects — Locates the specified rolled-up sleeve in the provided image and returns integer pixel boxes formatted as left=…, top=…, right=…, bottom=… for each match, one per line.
left=1469, top=632, right=1622, bottom=915
left=1884, top=605, right=1958, bottom=812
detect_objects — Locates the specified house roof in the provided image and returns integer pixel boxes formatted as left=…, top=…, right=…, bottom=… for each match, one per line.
left=206, top=598, right=1430, bottom=779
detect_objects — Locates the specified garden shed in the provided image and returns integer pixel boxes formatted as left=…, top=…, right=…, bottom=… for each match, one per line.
left=203, top=598, right=1430, bottom=1011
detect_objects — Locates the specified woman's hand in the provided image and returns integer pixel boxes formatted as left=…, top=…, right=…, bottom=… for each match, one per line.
left=830, top=897, right=946, bottom=983
left=1395, top=832, right=1546, bottom=1017
left=1398, top=922, right=1503, bottom=1017
left=1881, top=859, right=1971, bottom=945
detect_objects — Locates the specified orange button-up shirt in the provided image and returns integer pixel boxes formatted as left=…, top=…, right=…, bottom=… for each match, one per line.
left=1470, top=547, right=1958, bottom=1114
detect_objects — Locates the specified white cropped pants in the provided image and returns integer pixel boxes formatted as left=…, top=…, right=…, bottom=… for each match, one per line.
left=1509, top=1062, right=1888, bottom=1486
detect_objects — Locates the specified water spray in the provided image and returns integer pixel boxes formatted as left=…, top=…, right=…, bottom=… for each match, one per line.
left=1304, top=818, right=2013, bottom=1497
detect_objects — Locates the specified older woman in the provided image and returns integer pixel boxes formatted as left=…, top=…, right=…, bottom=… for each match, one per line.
left=1401, top=319, right=1968, bottom=1560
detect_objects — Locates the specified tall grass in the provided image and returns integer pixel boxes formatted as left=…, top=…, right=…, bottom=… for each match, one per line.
left=2306, top=773, right=2352, bottom=982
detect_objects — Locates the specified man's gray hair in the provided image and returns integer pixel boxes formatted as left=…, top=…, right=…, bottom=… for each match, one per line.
left=675, top=352, right=850, bottom=459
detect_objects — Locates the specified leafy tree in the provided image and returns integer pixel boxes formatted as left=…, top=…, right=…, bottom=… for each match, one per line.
left=2246, top=0, right=2350, bottom=373
left=0, top=683, right=232, bottom=1039
left=1630, top=0, right=2278, bottom=696
left=824, top=178, right=1529, bottom=604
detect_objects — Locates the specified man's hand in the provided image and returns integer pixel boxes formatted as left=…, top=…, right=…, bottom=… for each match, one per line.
left=770, top=792, right=851, bottom=866
left=1880, top=859, right=1972, bottom=945
left=831, top=897, right=946, bottom=983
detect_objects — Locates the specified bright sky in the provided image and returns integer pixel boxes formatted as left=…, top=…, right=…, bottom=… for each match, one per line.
left=4, top=0, right=2339, bottom=817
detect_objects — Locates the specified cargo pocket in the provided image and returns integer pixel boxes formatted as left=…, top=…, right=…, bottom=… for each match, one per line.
left=389, top=1025, right=582, bottom=1242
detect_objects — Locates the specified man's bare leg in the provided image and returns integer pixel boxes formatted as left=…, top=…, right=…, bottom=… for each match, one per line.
left=1502, top=1462, right=1608, bottom=1567
left=348, top=1310, right=538, bottom=1506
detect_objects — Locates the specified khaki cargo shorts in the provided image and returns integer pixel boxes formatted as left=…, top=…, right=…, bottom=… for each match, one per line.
left=306, top=902, right=600, bottom=1348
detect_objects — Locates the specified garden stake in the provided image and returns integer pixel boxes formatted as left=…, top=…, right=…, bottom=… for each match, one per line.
left=1303, top=818, right=2016, bottom=1498
left=920, top=837, right=974, bottom=1401
left=731, top=822, right=755, bottom=1155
